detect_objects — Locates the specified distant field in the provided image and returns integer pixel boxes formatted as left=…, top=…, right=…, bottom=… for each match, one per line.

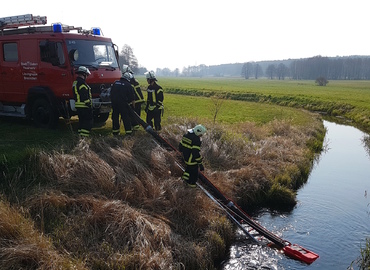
left=136, top=77, right=370, bottom=132
left=153, top=77, right=370, bottom=108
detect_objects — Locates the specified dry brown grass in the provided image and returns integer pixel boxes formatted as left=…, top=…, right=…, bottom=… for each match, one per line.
left=0, top=116, right=324, bottom=269
left=0, top=198, right=87, bottom=269
left=2, top=133, right=233, bottom=269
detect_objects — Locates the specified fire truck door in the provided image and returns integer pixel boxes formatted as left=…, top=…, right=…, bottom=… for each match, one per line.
left=38, top=40, right=73, bottom=99
left=20, top=39, right=40, bottom=101
left=0, top=41, right=24, bottom=103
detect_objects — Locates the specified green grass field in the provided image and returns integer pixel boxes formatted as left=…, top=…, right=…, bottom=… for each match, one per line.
left=135, top=77, right=370, bottom=132
left=151, top=77, right=370, bottom=109
left=164, top=93, right=315, bottom=126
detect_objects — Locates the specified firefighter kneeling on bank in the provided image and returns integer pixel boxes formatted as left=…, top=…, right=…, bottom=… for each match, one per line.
left=179, top=124, right=207, bottom=187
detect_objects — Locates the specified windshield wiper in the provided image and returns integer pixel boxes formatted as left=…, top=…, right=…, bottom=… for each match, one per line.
left=75, top=64, right=99, bottom=71
left=104, top=66, right=116, bottom=71
left=83, top=64, right=99, bottom=70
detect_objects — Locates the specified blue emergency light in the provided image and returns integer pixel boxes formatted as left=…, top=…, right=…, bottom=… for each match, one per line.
left=52, top=23, right=62, bottom=33
left=92, top=27, right=101, bottom=36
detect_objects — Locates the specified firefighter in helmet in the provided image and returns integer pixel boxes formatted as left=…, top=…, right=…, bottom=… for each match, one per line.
left=72, top=66, right=93, bottom=137
left=179, top=124, right=207, bottom=187
left=122, top=64, right=144, bottom=130
left=145, top=71, right=164, bottom=131
left=110, top=71, right=135, bottom=136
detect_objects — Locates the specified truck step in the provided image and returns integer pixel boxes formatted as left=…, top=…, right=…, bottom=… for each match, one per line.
left=0, top=111, right=27, bottom=118
left=0, top=103, right=26, bottom=117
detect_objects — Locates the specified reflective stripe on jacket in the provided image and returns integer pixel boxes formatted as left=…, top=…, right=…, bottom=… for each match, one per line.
left=146, top=83, right=163, bottom=111
left=179, top=130, right=203, bottom=166
left=130, top=77, right=145, bottom=103
left=73, top=77, right=92, bottom=109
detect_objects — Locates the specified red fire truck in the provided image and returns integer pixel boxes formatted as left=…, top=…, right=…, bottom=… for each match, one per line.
left=0, top=14, right=121, bottom=128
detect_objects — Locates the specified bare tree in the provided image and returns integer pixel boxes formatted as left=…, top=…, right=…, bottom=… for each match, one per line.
left=277, top=63, right=289, bottom=80
left=241, top=62, right=254, bottom=79
left=254, top=63, right=263, bottom=79
left=119, top=44, right=138, bottom=72
left=210, top=94, right=225, bottom=124
left=266, top=64, right=277, bottom=79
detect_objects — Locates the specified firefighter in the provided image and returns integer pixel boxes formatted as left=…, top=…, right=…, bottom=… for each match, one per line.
left=122, top=64, right=145, bottom=130
left=72, top=66, right=93, bottom=137
left=110, top=71, right=136, bottom=136
left=179, top=124, right=207, bottom=187
left=145, top=71, right=164, bottom=131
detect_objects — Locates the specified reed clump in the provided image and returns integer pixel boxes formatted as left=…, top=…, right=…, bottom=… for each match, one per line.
left=164, top=116, right=325, bottom=210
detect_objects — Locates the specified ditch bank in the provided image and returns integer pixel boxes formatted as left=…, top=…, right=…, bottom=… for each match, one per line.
left=0, top=117, right=325, bottom=269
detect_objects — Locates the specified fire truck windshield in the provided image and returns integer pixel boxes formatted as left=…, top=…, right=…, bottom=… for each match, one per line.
left=66, top=39, right=119, bottom=68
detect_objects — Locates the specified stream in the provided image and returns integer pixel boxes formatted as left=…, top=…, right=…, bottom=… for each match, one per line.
left=221, top=120, right=370, bottom=269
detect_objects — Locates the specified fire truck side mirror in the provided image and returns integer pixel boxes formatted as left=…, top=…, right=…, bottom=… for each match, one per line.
left=69, top=49, right=79, bottom=62
left=113, top=44, right=119, bottom=62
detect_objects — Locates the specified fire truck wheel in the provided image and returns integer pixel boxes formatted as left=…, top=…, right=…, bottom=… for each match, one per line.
left=32, top=98, right=58, bottom=129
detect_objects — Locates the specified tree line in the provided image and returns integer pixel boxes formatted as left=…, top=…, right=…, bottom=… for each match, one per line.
left=289, top=55, right=370, bottom=80
left=119, top=45, right=370, bottom=80
left=233, top=55, right=370, bottom=80
left=245, top=55, right=370, bottom=80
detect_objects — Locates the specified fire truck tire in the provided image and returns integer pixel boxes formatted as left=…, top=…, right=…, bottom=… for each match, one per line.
left=32, top=98, right=58, bottom=129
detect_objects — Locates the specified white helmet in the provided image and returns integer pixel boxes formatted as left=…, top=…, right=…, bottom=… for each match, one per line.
left=76, top=66, right=91, bottom=76
left=122, top=64, right=133, bottom=74
left=145, top=71, right=157, bottom=81
left=122, top=71, right=133, bottom=81
left=193, top=124, right=207, bottom=136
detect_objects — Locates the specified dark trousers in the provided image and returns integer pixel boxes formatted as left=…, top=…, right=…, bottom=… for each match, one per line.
left=146, top=109, right=162, bottom=131
left=112, top=103, right=132, bottom=135
left=182, top=164, right=199, bottom=185
left=131, top=102, right=143, bottom=128
left=77, top=108, right=93, bottom=137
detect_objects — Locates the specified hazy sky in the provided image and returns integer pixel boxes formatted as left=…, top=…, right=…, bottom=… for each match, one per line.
left=2, top=0, right=369, bottom=71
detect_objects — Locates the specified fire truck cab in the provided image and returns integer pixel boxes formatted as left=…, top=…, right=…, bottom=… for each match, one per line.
left=0, top=14, right=121, bottom=128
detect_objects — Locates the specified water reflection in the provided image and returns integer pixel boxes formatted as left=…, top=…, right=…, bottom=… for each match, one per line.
left=222, top=229, right=282, bottom=270
left=362, top=134, right=370, bottom=158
